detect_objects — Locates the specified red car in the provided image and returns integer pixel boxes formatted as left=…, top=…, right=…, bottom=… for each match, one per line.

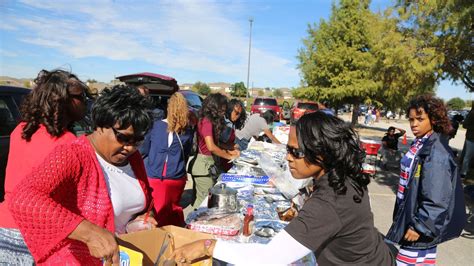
left=290, top=101, right=319, bottom=123
left=250, top=97, right=281, bottom=121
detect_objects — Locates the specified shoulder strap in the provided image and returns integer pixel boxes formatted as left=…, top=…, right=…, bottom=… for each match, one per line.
left=175, top=132, right=185, bottom=160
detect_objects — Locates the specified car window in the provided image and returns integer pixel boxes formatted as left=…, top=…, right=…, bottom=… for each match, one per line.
left=297, top=103, right=318, bottom=110
left=0, top=97, right=18, bottom=137
left=184, top=94, right=202, bottom=108
left=254, top=98, right=277, bottom=106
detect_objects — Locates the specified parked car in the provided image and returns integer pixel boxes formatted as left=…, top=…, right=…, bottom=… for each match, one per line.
left=358, top=105, right=368, bottom=116
left=280, top=101, right=291, bottom=121
left=385, top=110, right=397, bottom=120
left=290, top=101, right=319, bottom=124
left=117, top=72, right=203, bottom=155
left=0, top=86, right=30, bottom=202
left=117, top=72, right=203, bottom=126
left=250, top=97, right=281, bottom=121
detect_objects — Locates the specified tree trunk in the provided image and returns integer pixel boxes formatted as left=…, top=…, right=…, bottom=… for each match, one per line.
left=351, top=103, right=360, bottom=126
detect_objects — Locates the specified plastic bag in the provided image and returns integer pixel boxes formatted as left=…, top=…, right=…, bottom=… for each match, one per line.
left=259, top=152, right=304, bottom=199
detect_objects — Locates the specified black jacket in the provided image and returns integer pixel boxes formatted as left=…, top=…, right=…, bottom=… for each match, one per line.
left=386, top=133, right=466, bottom=248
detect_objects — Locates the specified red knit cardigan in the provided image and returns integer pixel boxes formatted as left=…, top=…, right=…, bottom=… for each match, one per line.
left=8, top=135, right=153, bottom=265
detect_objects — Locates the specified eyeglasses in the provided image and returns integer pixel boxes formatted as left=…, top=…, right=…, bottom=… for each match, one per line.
left=286, top=145, right=305, bottom=159
left=111, top=127, right=145, bottom=147
left=70, top=91, right=87, bottom=102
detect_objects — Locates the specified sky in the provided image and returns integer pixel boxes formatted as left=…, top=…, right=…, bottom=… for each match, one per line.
left=0, top=0, right=471, bottom=101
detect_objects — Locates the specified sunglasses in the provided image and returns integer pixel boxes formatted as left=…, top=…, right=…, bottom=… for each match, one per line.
left=286, top=145, right=305, bottom=159
left=111, top=127, right=145, bottom=147
left=70, top=91, right=87, bottom=102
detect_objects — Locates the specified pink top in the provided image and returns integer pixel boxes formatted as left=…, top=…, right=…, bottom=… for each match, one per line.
left=0, top=123, right=76, bottom=228
left=197, top=118, right=214, bottom=156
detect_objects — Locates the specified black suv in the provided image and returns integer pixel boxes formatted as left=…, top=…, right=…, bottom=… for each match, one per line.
left=117, top=72, right=203, bottom=124
left=0, top=86, right=30, bottom=201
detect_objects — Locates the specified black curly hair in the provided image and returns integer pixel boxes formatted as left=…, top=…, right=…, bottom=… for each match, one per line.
left=226, top=99, right=246, bottom=130
left=406, top=94, right=451, bottom=135
left=296, top=111, right=370, bottom=202
left=20, top=69, right=88, bottom=141
left=91, top=85, right=153, bottom=137
left=199, top=93, right=228, bottom=142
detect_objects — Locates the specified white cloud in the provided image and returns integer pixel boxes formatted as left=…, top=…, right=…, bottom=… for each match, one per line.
left=7, top=0, right=299, bottom=86
left=0, top=50, right=18, bottom=57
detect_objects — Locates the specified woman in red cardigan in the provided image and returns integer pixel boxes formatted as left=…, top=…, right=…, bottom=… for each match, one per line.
left=8, top=85, right=157, bottom=265
left=0, top=69, right=88, bottom=265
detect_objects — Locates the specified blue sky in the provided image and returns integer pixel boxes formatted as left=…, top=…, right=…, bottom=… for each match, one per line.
left=0, top=0, right=471, bottom=101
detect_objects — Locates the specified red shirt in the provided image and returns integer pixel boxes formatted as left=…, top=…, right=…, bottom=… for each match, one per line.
left=197, top=118, right=214, bottom=156
left=8, top=135, right=152, bottom=265
left=0, top=123, right=77, bottom=228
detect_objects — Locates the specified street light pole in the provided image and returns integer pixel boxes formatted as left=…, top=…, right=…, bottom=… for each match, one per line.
left=246, top=18, right=253, bottom=107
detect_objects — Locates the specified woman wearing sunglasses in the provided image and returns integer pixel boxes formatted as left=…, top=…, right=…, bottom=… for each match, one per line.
left=8, top=85, right=157, bottom=265
left=170, top=111, right=395, bottom=265
left=0, top=69, right=88, bottom=265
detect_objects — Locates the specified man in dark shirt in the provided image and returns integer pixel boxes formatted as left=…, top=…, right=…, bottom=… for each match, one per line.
left=381, top=126, right=406, bottom=169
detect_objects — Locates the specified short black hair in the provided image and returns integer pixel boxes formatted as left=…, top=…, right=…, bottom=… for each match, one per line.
left=91, top=85, right=153, bottom=137
left=388, top=126, right=395, bottom=132
left=261, top=110, right=276, bottom=124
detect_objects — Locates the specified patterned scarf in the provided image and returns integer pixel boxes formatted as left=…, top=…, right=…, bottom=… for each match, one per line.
left=397, top=133, right=432, bottom=201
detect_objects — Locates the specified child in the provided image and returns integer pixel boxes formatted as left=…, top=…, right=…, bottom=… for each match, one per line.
left=386, top=94, right=466, bottom=265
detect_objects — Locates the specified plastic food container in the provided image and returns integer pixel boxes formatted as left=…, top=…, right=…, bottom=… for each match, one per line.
left=125, top=220, right=153, bottom=233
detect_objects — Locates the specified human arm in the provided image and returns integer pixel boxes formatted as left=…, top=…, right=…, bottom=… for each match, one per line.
left=171, top=230, right=312, bottom=265
left=396, top=128, right=406, bottom=135
left=68, top=220, right=120, bottom=264
left=204, top=136, right=240, bottom=160
left=263, top=128, right=282, bottom=144
left=8, top=144, right=117, bottom=262
left=411, top=151, right=454, bottom=239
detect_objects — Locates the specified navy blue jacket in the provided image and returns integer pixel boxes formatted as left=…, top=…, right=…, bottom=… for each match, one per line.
left=140, top=120, right=193, bottom=179
left=386, top=133, right=466, bottom=248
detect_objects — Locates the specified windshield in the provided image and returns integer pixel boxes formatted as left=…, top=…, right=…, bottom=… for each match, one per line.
left=254, top=98, right=277, bottom=106
left=184, top=94, right=202, bottom=108
left=297, top=103, right=318, bottom=110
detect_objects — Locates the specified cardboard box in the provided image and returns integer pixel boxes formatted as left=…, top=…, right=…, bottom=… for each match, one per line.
left=117, top=225, right=214, bottom=266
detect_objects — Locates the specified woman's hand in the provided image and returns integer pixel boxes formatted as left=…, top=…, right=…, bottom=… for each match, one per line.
left=68, top=219, right=119, bottom=265
left=132, top=213, right=158, bottom=228
left=227, top=149, right=240, bottom=160
left=404, top=228, right=420, bottom=242
left=171, top=239, right=216, bottom=265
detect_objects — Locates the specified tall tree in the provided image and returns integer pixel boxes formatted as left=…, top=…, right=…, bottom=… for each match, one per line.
left=369, top=10, right=438, bottom=112
left=192, top=81, right=211, bottom=96
left=297, top=0, right=439, bottom=124
left=397, top=0, right=474, bottom=91
left=298, top=0, right=379, bottom=124
left=230, top=82, right=248, bottom=97
left=447, top=97, right=465, bottom=110
left=273, top=89, right=283, bottom=98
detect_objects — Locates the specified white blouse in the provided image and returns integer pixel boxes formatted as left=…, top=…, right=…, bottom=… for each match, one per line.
left=96, top=153, right=146, bottom=234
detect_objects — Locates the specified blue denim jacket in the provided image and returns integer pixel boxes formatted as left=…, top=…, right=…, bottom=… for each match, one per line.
left=385, top=133, right=466, bottom=248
